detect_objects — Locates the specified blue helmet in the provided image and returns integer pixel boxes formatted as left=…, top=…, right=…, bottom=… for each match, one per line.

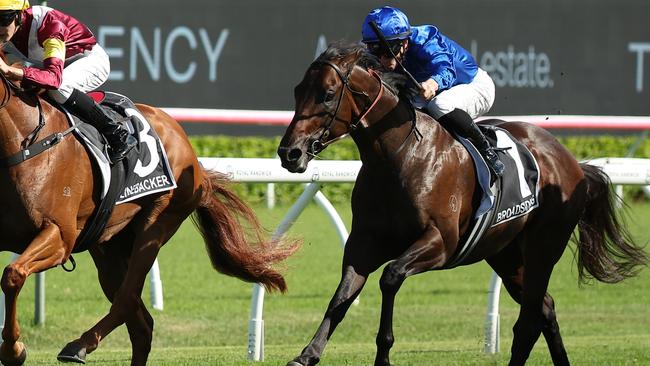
left=361, top=6, right=412, bottom=43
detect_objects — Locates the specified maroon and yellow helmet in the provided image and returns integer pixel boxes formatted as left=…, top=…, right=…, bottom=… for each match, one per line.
left=0, top=0, right=29, bottom=11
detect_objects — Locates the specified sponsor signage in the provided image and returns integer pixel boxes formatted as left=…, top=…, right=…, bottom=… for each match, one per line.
left=199, top=158, right=361, bottom=183
left=51, top=0, right=649, bottom=116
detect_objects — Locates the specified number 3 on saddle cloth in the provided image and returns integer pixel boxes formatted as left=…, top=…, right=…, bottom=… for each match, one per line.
left=63, top=91, right=177, bottom=253
left=444, top=125, right=541, bottom=268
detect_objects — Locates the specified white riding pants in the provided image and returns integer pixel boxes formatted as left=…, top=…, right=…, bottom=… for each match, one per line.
left=48, top=44, right=110, bottom=104
left=418, top=68, right=495, bottom=119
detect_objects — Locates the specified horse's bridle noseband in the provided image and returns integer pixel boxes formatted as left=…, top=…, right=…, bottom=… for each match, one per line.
left=307, top=60, right=384, bottom=156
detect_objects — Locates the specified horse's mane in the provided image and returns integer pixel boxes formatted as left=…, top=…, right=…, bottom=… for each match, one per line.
left=315, top=40, right=418, bottom=99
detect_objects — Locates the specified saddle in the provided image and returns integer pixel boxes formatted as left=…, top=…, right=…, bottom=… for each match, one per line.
left=442, top=122, right=540, bottom=268
left=62, top=91, right=177, bottom=252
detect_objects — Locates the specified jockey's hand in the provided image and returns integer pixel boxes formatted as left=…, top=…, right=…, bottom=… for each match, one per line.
left=0, top=57, right=8, bottom=74
left=420, top=78, right=439, bottom=101
left=0, top=58, right=23, bottom=81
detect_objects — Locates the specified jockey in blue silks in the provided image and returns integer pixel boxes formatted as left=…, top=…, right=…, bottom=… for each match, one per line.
left=361, top=6, right=504, bottom=176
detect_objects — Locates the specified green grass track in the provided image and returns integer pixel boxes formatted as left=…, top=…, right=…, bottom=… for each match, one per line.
left=3, top=201, right=650, bottom=365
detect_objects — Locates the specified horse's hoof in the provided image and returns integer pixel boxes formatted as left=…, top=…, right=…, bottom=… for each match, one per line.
left=0, top=345, right=27, bottom=366
left=57, top=341, right=87, bottom=364
left=0, top=347, right=27, bottom=366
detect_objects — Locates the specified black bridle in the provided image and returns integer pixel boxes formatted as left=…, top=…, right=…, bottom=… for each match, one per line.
left=0, top=69, right=74, bottom=167
left=0, top=67, right=18, bottom=109
left=307, top=60, right=384, bottom=157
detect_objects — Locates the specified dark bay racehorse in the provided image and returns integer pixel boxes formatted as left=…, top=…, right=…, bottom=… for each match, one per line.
left=277, top=42, right=648, bottom=366
left=0, top=64, right=297, bottom=365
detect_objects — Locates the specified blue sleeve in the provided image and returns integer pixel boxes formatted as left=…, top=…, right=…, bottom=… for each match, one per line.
left=419, top=40, right=457, bottom=92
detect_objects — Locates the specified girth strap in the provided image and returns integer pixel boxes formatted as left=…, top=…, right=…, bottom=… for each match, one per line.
left=72, top=158, right=128, bottom=253
left=0, top=128, right=75, bottom=168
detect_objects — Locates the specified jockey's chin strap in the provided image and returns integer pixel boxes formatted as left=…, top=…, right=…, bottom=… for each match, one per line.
left=308, top=60, right=384, bottom=156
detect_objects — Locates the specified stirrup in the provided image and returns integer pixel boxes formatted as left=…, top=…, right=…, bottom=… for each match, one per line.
left=485, top=152, right=505, bottom=177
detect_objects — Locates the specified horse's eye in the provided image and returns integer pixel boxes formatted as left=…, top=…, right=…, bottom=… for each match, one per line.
left=324, top=91, right=335, bottom=103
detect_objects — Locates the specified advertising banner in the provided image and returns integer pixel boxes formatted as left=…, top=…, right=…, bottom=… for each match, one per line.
left=49, top=0, right=649, bottom=116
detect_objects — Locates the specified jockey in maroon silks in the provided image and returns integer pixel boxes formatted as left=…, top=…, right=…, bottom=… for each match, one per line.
left=0, top=0, right=136, bottom=163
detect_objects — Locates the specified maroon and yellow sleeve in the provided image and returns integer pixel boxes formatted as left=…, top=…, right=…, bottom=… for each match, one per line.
left=21, top=37, right=66, bottom=89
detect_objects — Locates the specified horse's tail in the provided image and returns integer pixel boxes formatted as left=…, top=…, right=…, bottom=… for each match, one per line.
left=576, top=163, right=648, bottom=284
left=190, top=168, right=300, bottom=292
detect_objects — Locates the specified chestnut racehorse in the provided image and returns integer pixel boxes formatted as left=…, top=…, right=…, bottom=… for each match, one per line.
left=277, top=42, right=647, bottom=366
left=0, top=71, right=297, bottom=365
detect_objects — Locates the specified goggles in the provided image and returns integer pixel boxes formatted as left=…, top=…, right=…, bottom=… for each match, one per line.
left=0, top=11, right=17, bottom=27
left=366, top=40, right=404, bottom=58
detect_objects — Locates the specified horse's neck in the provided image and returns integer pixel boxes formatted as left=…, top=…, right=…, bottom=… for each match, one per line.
left=352, top=96, right=443, bottom=169
left=0, top=96, right=60, bottom=155
left=0, top=103, right=30, bottom=153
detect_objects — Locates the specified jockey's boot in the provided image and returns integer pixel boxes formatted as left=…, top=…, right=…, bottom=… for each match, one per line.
left=64, top=89, right=138, bottom=163
left=439, top=108, right=505, bottom=177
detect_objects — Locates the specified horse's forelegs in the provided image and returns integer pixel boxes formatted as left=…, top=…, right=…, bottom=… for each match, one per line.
left=1, top=221, right=69, bottom=366
left=374, top=264, right=404, bottom=366
left=288, top=265, right=367, bottom=366
left=374, top=228, right=445, bottom=366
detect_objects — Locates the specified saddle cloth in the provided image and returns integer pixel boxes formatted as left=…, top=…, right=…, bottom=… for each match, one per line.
left=444, top=124, right=540, bottom=268
left=63, top=91, right=177, bottom=204
left=485, top=126, right=541, bottom=227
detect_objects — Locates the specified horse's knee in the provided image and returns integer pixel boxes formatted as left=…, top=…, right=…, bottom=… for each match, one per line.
left=379, top=265, right=405, bottom=294
left=1, top=265, right=27, bottom=294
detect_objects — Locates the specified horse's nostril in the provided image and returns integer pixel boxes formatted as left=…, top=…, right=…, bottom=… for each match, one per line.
left=287, top=148, right=302, bottom=162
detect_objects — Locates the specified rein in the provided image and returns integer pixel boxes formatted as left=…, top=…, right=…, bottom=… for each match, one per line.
left=394, top=103, right=423, bottom=155
left=308, top=60, right=384, bottom=156
left=308, top=59, right=421, bottom=157
left=0, top=71, right=75, bottom=168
